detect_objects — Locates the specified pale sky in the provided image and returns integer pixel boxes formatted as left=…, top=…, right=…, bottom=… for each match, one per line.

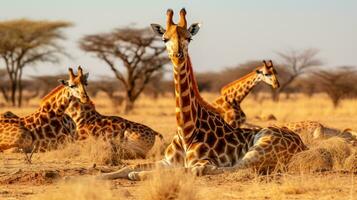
left=1, top=0, right=357, bottom=79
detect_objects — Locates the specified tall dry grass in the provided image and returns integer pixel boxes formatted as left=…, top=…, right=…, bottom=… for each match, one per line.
left=289, top=137, right=354, bottom=173
left=39, top=137, right=124, bottom=166
left=138, top=168, right=200, bottom=200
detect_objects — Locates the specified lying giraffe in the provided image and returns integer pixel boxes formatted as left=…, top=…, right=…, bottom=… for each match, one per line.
left=0, top=111, right=76, bottom=134
left=0, top=67, right=89, bottom=152
left=212, top=60, right=279, bottom=128
left=0, top=111, right=18, bottom=119
left=99, top=8, right=306, bottom=180
left=65, top=98, right=163, bottom=158
left=282, top=121, right=357, bottom=145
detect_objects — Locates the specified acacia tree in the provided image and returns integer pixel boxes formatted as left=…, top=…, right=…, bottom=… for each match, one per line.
left=79, top=27, right=169, bottom=112
left=314, top=67, right=357, bottom=108
left=0, top=19, right=71, bottom=107
left=273, top=48, right=322, bottom=100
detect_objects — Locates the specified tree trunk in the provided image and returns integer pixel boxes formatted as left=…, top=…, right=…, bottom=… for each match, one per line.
left=16, top=68, right=24, bottom=107
left=332, top=97, right=340, bottom=108
left=10, top=79, right=17, bottom=107
left=17, top=78, right=23, bottom=107
left=123, top=98, right=134, bottom=113
left=0, top=87, right=9, bottom=103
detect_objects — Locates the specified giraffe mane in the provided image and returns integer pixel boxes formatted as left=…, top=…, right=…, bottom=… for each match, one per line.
left=186, top=55, right=220, bottom=113
left=220, top=70, right=257, bottom=95
left=88, top=100, right=96, bottom=108
left=41, top=85, right=65, bottom=104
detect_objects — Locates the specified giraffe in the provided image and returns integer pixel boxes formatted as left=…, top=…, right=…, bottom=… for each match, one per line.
left=64, top=98, right=164, bottom=158
left=0, top=111, right=18, bottom=119
left=99, top=8, right=306, bottom=181
left=0, top=111, right=76, bottom=133
left=212, top=60, right=279, bottom=128
left=0, top=67, right=89, bottom=152
left=282, top=121, right=357, bottom=145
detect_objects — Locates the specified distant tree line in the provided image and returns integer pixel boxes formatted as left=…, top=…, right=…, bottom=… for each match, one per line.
left=0, top=19, right=168, bottom=112
left=0, top=19, right=356, bottom=110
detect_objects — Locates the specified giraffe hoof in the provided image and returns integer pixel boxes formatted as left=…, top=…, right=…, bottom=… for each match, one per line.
left=128, top=172, right=140, bottom=181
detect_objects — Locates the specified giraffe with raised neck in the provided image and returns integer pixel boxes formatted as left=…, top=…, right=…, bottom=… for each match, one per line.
left=212, top=60, right=279, bottom=128
left=0, top=67, right=89, bottom=152
left=65, top=97, right=163, bottom=158
left=99, top=8, right=306, bottom=181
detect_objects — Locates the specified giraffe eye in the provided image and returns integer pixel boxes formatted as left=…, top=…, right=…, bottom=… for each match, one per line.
left=162, top=38, right=169, bottom=43
left=69, top=85, right=77, bottom=88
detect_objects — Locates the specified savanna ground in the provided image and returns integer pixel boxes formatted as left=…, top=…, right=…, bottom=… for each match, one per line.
left=0, top=92, right=356, bottom=200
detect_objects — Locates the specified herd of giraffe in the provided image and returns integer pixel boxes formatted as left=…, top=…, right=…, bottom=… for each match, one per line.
left=0, top=8, right=356, bottom=181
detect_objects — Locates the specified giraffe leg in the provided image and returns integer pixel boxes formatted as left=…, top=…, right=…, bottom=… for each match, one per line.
left=190, top=157, right=262, bottom=176
left=128, top=160, right=227, bottom=181
left=124, top=135, right=186, bottom=181
left=98, top=160, right=170, bottom=180
left=224, top=149, right=265, bottom=172
left=192, top=149, right=266, bottom=175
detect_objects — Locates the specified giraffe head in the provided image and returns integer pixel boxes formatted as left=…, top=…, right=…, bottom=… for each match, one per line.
left=59, top=66, right=90, bottom=103
left=255, top=60, right=280, bottom=89
left=151, top=8, right=200, bottom=67
left=1, top=111, right=18, bottom=118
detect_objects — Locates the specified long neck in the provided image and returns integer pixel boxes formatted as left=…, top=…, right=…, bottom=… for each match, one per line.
left=221, top=71, right=261, bottom=103
left=65, top=99, right=99, bottom=127
left=39, top=85, right=72, bottom=115
left=174, top=55, right=218, bottom=139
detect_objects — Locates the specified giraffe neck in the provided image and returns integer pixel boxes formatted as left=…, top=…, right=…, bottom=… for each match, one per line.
left=221, top=71, right=261, bottom=103
left=65, top=100, right=99, bottom=127
left=39, top=85, right=72, bottom=115
left=173, top=55, right=218, bottom=141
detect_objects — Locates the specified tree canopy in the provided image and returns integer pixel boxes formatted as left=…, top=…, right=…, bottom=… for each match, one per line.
left=0, top=19, right=72, bottom=107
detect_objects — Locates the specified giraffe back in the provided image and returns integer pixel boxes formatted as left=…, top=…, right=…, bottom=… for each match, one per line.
left=66, top=99, right=163, bottom=158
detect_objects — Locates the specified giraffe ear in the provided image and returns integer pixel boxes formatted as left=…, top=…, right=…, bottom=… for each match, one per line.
left=58, top=79, right=69, bottom=86
left=188, top=23, right=201, bottom=36
left=83, top=73, right=89, bottom=85
left=150, top=24, right=166, bottom=36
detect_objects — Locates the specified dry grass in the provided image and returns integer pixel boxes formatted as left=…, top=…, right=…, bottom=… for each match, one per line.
left=344, top=149, right=357, bottom=172
left=288, top=148, right=333, bottom=173
left=138, top=168, right=200, bottom=200
left=40, top=137, right=124, bottom=166
left=1, top=92, right=357, bottom=200
left=289, top=137, right=354, bottom=172
left=312, top=137, right=352, bottom=169
left=261, top=174, right=355, bottom=200
left=31, top=178, right=117, bottom=200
